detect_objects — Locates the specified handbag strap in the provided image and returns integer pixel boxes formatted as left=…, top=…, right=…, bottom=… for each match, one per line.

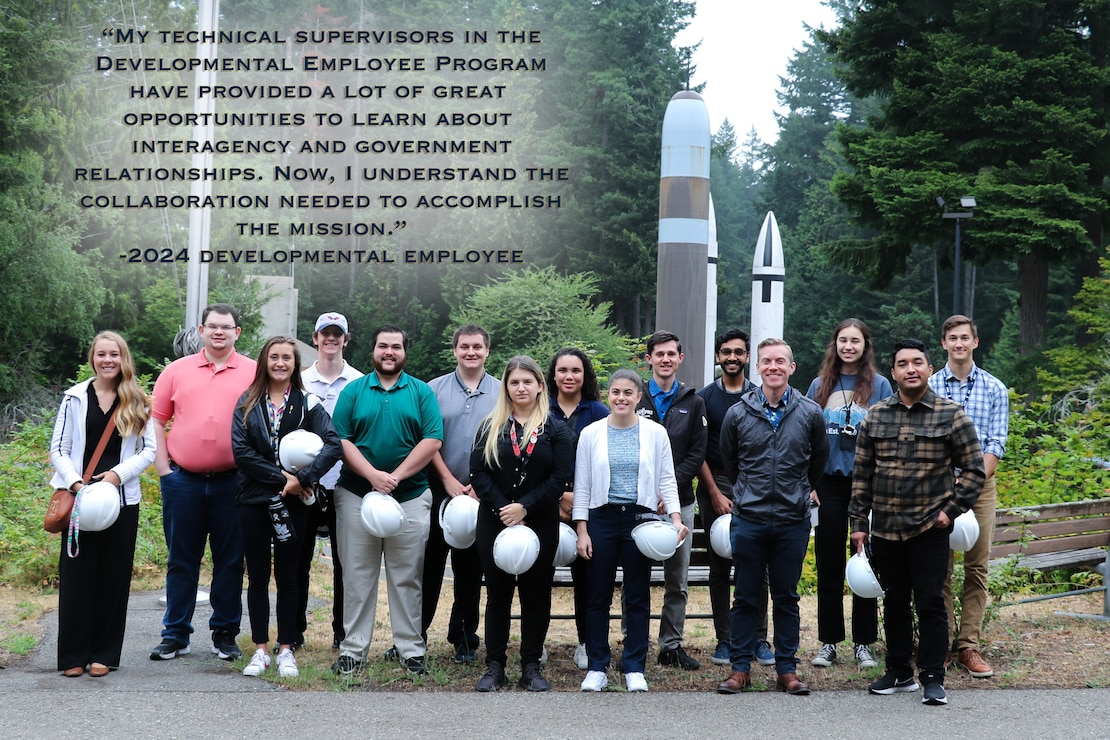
left=81, top=407, right=119, bottom=482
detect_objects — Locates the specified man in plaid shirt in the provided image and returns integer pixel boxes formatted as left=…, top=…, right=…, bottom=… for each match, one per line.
left=849, top=338, right=984, bottom=706
left=928, top=315, right=1009, bottom=679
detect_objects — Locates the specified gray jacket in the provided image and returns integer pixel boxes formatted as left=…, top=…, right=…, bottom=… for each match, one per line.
left=719, top=386, right=829, bottom=525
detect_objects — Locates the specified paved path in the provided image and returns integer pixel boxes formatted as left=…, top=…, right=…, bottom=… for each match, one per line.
left=1, top=590, right=1108, bottom=738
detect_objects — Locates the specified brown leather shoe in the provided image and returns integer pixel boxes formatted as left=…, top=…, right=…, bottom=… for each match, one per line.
left=957, top=648, right=993, bottom=678
left=62, top=666, right=84, bottom=677
left=716, top=670, right=751, bottom=694
left=89, top=662, right=110, bottom=677
left=776, top=672, right=811, bottom=695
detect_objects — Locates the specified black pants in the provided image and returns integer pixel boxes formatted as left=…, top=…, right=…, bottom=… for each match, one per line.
left=421, top=489, right=482, bottom=649
left=871, top=527, right=950, bottom=684
left=814, top=474, right=878, bottom=644
left=57, top=504, right=139, bottom=670
left=297, top=490, right=344, bottom=643
left=240, top=499, right=308, bottom=646
left=475, top=508, right=557, bottom=667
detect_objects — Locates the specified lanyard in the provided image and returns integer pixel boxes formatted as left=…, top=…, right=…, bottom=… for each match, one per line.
left=944, top=368, right=976, bottom=409
left=508, top=415, right=538, bottom=487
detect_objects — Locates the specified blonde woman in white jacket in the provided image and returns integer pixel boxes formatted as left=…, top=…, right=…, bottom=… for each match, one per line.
left=49, top=332, right=156, bottom=677
left=572, top=369, right=687, bottom=693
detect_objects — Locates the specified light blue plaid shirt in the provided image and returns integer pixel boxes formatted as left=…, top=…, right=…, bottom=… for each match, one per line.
left=928, top=364, right=1009, bottom=459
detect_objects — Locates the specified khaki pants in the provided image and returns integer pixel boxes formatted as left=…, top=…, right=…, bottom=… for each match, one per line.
left=944, top=474, right=997, bottom=651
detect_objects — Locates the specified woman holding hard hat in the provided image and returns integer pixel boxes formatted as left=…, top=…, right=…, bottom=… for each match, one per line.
left=232, top=336, right=341, bottom=679
left=471, top=355, right=573, bottom=693
left=572, top=369, right=686, bottom=693
left=49, top=331, right=156, bottom=678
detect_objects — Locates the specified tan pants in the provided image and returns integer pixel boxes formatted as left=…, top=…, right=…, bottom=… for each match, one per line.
left=944, top=474, right=997, bottom=651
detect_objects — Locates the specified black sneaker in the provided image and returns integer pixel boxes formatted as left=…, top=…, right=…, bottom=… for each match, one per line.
left=331, top=655, right=365, bottom=675
left=658, top=647, right=701, bottom=670
left=454, top=643, right=478, bottom=664
left=384, top=645, right=399, bottom=662
left=211, top=630, right=241, bottom=661
left=331, top=637, right=342, bottom=651
left=518, top=662, right=550, bottom=692
left=922, top=682, right=948, bottom=705
left=404, top=656, right=428, bottom=675
left=476, top=661, right=507, bottom=692
left=868, top=672, right=919, bottom=695
left=149, top=637, right=190, bottom=660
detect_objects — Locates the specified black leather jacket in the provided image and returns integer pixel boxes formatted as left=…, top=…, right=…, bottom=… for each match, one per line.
left=231, top=387, right=342, bottom=506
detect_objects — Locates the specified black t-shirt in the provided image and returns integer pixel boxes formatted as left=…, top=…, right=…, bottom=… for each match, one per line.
left=697, top=377, right=755, bottom=470
left=83, top=383, right=122, bottom=476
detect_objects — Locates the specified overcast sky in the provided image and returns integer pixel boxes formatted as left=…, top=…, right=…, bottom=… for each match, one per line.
left=675, top=0, right=838, bottom=145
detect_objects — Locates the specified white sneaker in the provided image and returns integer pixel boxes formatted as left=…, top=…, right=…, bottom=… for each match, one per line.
left=624, top=672, right=648, bottom=692
left=276, top=647, right=299, bottom=678
left=574, top=643, right=588, bottom=670
left=242, top=648, right=270, bottom=676
left=580, top=670, right=608, bottom=692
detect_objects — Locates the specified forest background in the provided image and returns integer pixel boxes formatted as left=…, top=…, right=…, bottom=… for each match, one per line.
left=2, top=0, right=1110, bottom=589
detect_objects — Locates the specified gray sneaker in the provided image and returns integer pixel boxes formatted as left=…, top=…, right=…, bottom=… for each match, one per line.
left=811, top=643, right=837, bottom=667
left=922, top=681, right=948, bottom=705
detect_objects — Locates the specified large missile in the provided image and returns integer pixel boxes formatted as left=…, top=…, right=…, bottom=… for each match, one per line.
left=657, top=90, right=711, bottom=388
left=750, top=211, right=785, bottom=383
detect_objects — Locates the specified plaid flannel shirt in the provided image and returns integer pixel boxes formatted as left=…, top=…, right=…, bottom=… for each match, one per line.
left=849, top=389, right=985, bottom=541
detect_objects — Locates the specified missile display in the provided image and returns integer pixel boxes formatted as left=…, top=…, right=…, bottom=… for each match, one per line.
left=749, top=211, right=785, bottom=384
left=704, top=196, right=719, bottom=386
left=656, top=90, right=711, bottom=388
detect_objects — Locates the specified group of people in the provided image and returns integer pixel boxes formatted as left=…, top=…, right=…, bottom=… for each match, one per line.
left=47, top=305, right=1008, bottom=706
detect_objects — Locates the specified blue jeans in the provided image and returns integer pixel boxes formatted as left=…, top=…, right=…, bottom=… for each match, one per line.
left=729, top=515, right=810, bottom=674
left=585, top=505, right=653, bottom=673
left=160, top=467, right=244, bottom=643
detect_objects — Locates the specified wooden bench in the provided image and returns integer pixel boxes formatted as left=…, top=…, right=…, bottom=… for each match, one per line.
left=989, top=498, right=1110, bottom=618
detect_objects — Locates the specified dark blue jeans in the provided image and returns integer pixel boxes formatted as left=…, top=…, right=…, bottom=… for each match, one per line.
left=871, top=527, right=950, bottom=685
left=160, top=467, right=244, bottom=643
left=729, top=515, right=810, bottom=674
left=585, top=504, right=653, bottom=673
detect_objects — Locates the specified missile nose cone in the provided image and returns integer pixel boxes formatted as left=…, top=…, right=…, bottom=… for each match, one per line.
left=752, top=211, right=784, bottom=273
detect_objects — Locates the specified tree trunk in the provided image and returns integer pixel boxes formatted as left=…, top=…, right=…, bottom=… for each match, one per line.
left=932, top=246, right=940, bottom=321
left=963, top=263, right=976, bottom=320
left=1017, top=253, right=1048, bottom=354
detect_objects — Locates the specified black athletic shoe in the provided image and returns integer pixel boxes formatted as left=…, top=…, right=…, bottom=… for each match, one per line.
left=454, top=643, right=478, bottom=664
left=868, top=672, right=919, bottom=695
left=211, top=630, right=241, bottom=661
left=922, top=682, right=948, bottom=705
left=404, top=656, right=428, bottom=675
left=476, top=661, right=507, bottom=692
left=331, top=655, right=365, bottom=675
left=149, top=638, right=190, bottom=660
left=518, top=662, right=550, bottom=692
left=658, top=647, right=701, bottom=670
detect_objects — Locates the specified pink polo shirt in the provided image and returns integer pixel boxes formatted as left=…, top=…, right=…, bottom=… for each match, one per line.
left=152, top=350, right=257, bottom=472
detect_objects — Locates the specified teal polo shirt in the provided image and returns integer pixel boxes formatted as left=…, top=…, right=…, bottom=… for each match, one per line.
left=332, top=370, right=444, bottom=502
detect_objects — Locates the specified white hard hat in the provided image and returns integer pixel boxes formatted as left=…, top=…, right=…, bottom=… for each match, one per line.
left=439, top=495, right=479, bottom=549
left=360, top=492, right=406, bottom=538
left=709, top=515, right=732, bottom=559
left=949, top=510, right=980, bottom=551
left=846, top=551, right=884, bottom=599
left=493, top=525, right=541, bottom=574
left=631, top=520, right=680, bottom=561
left=77, top=480, right=121, bottom=532
left=279, top=429, right=324, bottom=472
left=554, top=522, right=578, bottom=567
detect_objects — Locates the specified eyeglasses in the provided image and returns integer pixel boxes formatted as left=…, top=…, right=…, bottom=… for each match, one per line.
left=204, top=324, right=237, bottom=332
left=717, top=348, right=748, bottom=357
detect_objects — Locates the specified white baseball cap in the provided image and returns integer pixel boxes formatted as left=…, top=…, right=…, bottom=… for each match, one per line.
left=314, top=312, right=349, bottom=334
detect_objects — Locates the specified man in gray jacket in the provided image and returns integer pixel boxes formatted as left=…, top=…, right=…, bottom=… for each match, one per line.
left=716, top=338, right=828, bottom=696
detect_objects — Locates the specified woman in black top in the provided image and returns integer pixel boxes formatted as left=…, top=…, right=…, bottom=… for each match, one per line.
left=231, top=336, right=341, bottom=679
left=471, top=355, right=573, bottom=692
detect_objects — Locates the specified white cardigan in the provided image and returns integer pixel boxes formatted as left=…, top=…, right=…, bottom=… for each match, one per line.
left=49, top=379, right=157, bottom=505
left=572, top=417, right=679, bottom=521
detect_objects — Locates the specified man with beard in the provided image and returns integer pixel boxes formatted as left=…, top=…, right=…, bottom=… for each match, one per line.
left=696, top=329, right=773, bottom=668
left=330, top=324, right=443, bottom=675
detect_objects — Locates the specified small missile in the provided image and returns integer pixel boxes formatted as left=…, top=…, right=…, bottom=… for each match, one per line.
left=704, top=195, right=719, bottom=386
left=750, top=211, right=785, bottom=383
left=656, top=90, right=711, bottom=387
